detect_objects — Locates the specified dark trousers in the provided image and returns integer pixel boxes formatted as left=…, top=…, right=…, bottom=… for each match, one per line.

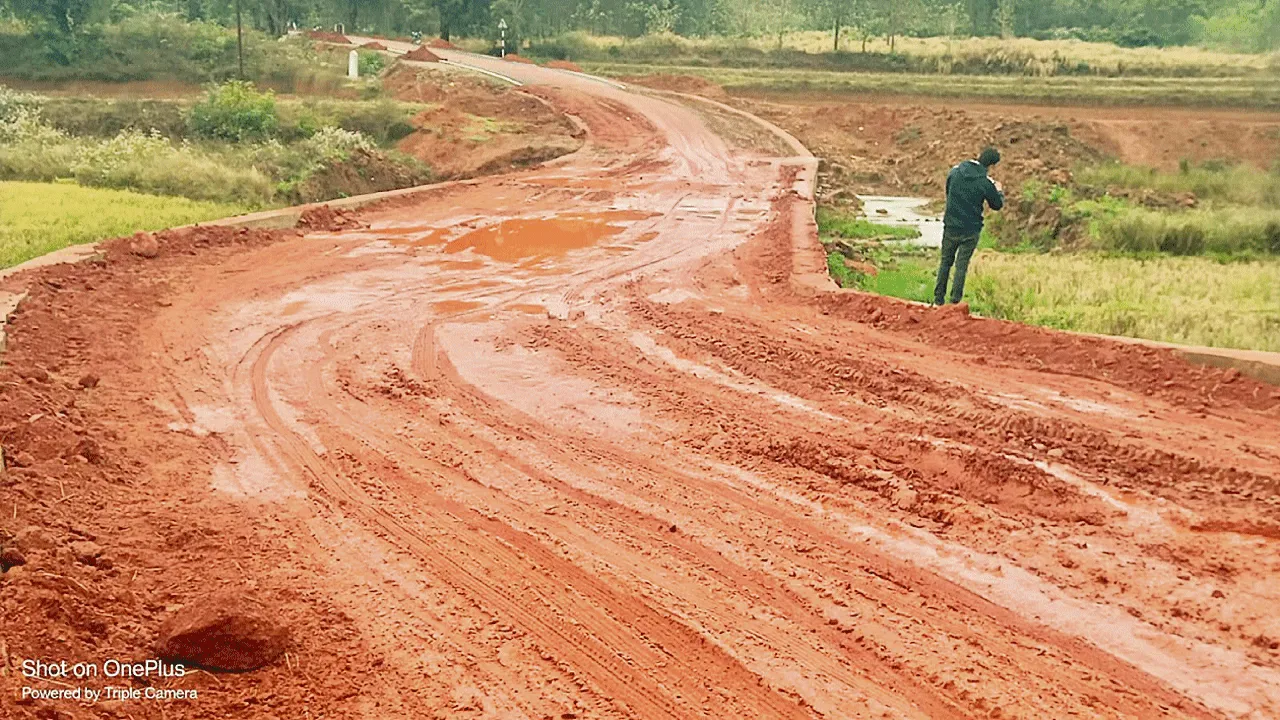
left=934, top=230, right=980, bottom=305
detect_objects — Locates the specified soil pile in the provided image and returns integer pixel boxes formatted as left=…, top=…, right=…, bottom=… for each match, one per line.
left=384, top=65, right=581, bottom=179
left=297, top=203, right=366, bottom=231
left=504, top=54, right=536, bottom=65
left=306, top=30, right=351, bottom=44
left=361, top=41, right=388, bottom=51
left=428, top=38, right=460, bottom=50
left=156, top=591, right=291, bottom=672
left=547, top=60, right=584, bottom=72
left=289, top=149, right=431, bottom=205
left=403, top=46, right=441, bottom=62
left=744, top=99, right=1107, bottom=199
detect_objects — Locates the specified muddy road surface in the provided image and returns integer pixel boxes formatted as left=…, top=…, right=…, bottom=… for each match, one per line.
left=4, top=52, right=1280, bottom=720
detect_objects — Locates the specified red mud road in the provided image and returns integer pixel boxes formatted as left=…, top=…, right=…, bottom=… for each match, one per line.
left=4, top=51, right=1280, bottom=720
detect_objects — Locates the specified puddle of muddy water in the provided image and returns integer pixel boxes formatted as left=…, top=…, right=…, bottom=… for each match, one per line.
left=507, top=303, right=547, bottom=315
left=859, top=195, right=944, bottom=248
left=432, top=299, right=485, bottom=314
left=444, top=216, right=629, bottom=262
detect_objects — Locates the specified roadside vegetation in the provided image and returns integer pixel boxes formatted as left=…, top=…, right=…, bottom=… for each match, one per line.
left=0, top=83, right=430, bottom=208
left=591, top=64, right=1280, bottom=108
left=822, top=156, right=1280, bottom=352
left=535, top=31, right=1278, bottom=78
left=0, top=14, right=346, bottom=92
left=0, top=181, right=246, bottom=268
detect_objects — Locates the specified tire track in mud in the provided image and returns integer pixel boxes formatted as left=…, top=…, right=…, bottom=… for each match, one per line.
left=510, top=317, right=1232, bottom=720
left=115, top=52, right=1280, bottom=720
left=247, top=320, right=818, bottom=720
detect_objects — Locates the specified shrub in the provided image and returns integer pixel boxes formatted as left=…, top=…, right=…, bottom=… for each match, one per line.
left=0, top=86, right=43, bottom=122
left=188, top=81, right=278, bottom=142
left=275, top=99, right=417, bottom=144
left=358, top=50, right=386, bottom=76
left=69, top=129, right=273, bottom=206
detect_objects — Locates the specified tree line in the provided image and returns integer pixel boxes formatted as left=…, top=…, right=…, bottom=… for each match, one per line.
left=3, top=0, right=1278, bottom=63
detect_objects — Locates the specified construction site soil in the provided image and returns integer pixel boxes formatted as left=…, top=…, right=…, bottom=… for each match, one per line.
left=2, top=51, right=1279, bottom=720
left=620, top=74, right=1280, bottom=200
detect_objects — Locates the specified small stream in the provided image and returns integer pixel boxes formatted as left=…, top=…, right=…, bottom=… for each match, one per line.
left=859, top=195, right=945, bottom=248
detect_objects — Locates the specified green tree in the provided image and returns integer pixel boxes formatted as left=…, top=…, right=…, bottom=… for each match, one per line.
left=12, top=0, right=110, bottom=63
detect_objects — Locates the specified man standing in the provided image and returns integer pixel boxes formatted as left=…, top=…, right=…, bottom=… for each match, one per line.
left=934, top=147, right=1004, bottom=306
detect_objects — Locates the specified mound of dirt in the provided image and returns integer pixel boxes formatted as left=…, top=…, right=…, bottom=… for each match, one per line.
left=382, top=65, right=582, bottom=179
left=307, top=30, right=351, bottom=44
left=620, top=74, right=728, bottom=99
left=156, top=591, right=291, bottom=672
left=428, top=38, right=460, bottom=50
left=0, top=220, right=372, bottom=717
left=361, top=41, right=388, bottom=50
left=503, top=54, right=536, bottom=65
left=297, top=203, right=368, bottom=231
left=546, top=60, right=584, bottom=73
left=747, top=99, right=1106, bottom=200
left=402, top=46, right=441, bottom=62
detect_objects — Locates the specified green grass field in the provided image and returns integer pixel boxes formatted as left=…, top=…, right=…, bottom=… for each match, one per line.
left=828, top=244, right=1280, bottom=352
left=0, top=181, right=247, bottom=268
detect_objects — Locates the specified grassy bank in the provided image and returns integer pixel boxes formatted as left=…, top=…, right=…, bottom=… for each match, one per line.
left=821, top=210, right=1280, bottom=352
left=993, top=164, right=1280, bottom=257
left=587, top=63, right=1280, bottom=109
left=532, top=31, right=1277, bottom=78
left=0, top=83, right=430, bottom=208
left=0, top=181, right=247, bottom=269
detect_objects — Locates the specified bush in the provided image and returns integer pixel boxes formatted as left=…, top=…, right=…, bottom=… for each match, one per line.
left=67, top=129, right=274, bottom=205
left=188, top=81, right=278, bottom=142
left=358, top=50, right=386, bottom=76
left=275, top=99, right=418, bottom=144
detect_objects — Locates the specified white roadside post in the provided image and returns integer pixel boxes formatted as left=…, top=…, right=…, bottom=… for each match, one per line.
left=348, top=50, right=359, bottom=79
left=498, top=18, right=507, bottom=58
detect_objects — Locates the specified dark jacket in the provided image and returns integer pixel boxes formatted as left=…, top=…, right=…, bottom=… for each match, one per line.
left=943, top=160, right=1004, bottom=236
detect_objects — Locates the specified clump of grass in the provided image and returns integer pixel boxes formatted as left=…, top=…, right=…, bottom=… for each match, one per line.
left=968, top=252, right=1280, bottom=351
left=0, top=181, right=248, bottom=268
left=1095, top=207, right=1280, bottom=255
left=817, top=207, right=921, bottom=240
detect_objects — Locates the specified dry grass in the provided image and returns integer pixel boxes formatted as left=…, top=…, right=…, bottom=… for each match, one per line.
left=969, top=252, right=1280, bottom=351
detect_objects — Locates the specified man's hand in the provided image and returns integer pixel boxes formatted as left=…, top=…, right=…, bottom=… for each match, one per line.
left=992, top=179, right=1004, bottom=193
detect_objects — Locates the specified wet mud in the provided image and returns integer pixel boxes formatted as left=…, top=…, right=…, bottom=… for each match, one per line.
left=1, top=47, right=1279, bottom=720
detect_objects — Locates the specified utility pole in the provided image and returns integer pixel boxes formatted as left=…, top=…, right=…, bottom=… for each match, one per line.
left=498, top=18, right=507, bottom=58
left=235, top=0, right=244, bottom=79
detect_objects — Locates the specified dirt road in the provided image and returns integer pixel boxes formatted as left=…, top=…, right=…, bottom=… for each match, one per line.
left=4, top=53, right=1280, bottom=720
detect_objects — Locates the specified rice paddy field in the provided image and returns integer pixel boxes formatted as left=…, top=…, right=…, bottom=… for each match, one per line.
left=0, top=181, right=247, bottom=269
